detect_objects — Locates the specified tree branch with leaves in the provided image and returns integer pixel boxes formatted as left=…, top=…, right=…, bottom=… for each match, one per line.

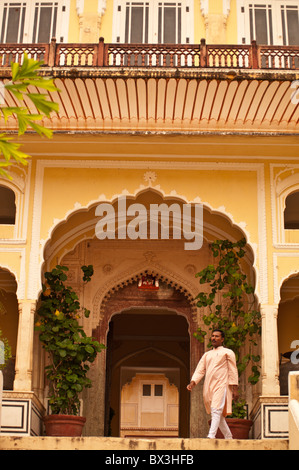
left=0, top=54, right=59, bottom=178
left=194, top=238, right=261, bottom=386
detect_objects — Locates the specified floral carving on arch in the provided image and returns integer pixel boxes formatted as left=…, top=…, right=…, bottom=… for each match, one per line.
left=91, top=261, right=199, bottom=334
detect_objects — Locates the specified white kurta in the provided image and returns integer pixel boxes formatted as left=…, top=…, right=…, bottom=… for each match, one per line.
left=191, top=346, right=238, bottom=416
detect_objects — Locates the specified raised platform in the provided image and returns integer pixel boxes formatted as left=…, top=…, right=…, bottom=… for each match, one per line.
left=0, top=436, right=289, bottom=451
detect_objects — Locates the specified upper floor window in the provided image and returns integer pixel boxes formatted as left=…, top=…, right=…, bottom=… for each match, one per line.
left=0, top=0, right=70, bottom=43
left=113, top=0, right=193, bottom=44
left=241, top=1, right=299, bottom=45
left=0, top=186, right=16, bottom=225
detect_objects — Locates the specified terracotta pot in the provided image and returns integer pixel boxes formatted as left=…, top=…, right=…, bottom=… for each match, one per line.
left=43, top=414, right=86, bottom=437
left=214, top=418, right=253, bottom=439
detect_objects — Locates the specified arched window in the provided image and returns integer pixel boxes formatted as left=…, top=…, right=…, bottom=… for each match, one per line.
left=284, top=191, right=299, bottom=229
left=0, top=186, right=16, bottom=225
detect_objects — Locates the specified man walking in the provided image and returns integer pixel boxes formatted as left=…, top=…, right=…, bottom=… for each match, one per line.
left=187, top=329, right=239, bottom=439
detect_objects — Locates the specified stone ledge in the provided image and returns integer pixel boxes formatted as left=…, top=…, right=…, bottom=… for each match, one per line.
left=0, top=436, right=289, bottom=451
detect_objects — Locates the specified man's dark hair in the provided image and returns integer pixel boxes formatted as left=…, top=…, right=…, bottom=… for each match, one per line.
left=212, top=329, right=225, bottom=339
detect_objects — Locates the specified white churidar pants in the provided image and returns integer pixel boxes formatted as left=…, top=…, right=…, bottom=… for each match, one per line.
left=207, top=389, right=233, bottom=439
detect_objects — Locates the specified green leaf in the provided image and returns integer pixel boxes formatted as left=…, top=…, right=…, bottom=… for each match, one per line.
left=27, top=93, right=59, bottom=116
left=28, top=121, right=53, bottom=138
left=11, top=62, right=20, bottom=81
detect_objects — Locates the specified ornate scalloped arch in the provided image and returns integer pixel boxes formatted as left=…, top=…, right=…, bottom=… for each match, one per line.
left=91, top=261, right=198, bottom=331
left=42, top=185, right=254, bottom=267
left=277, top=269, right=299, bottom=305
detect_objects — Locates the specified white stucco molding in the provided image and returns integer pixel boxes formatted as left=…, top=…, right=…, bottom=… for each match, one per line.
left=98, top=0, right=107, bottom=16
left=273, top=252, right=299, bottom=305
left=76, top=0, right=84, bottom=15
left=200, top=1, right=231, bottom=20
left=200, top=0, right=209, bottom=16
left=223, top=0, right=231, bottom=17
left=270, top=164, right=299, bottom=246
left=0, top=248, right=26, bottom=300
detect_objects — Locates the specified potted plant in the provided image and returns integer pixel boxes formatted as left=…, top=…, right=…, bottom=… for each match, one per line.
left=194, top=238, right=261, bottom=439
left=35, top=264, right=105, bottom=436
left=0, top=330, right=12, bottom=372
left=0, top=330, right=12, bottom=430
left=214, top=400, right=254, bottom=439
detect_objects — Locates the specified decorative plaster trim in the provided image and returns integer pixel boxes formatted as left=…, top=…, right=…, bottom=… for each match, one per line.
left=98, top=0, right=107, bottom=16
left=27, top=159, right=266, bottom=304
left=91, top=261, right=199, bottom=331
left=223, top=0, right=231, bottom=17
left=0, top=160, right=31, bottom=241
left=200, top=0, right=209, bottom=17
left=270, top=163, right=299, bottom=246
left=76, top=0, right=84, bottom=15
left=273, top=252, right=299, bottom=304
left=0, top=247, right=26, bottom=299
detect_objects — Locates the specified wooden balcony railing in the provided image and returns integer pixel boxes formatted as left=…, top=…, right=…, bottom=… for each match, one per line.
left=0, top=38, right=298, bottom=70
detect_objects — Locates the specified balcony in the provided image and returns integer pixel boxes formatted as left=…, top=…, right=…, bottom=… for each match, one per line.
left=0, top=39, right=298, bottom=135
left=0, top=38, right=298, bottom=70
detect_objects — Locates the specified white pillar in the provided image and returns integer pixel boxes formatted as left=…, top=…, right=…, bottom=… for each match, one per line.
left=261, top=304, right=280, bottom=396
left=14, top=300, right=36, bottom=391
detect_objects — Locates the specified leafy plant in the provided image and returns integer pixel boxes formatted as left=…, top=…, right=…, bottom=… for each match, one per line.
left=227, top=399, right=248, bottom=419
left=35, top=265, right=105, bottom=416
left=0, top=329, right=12, bottom=371
left=0, top=54, right=59, bottom=178
left=194, top=238, right=261, bottom=386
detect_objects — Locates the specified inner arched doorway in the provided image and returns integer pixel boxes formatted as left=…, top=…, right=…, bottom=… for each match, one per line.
left=106, top=306, right=190, bottom=437
left=0, top=267, right=18, bottom=391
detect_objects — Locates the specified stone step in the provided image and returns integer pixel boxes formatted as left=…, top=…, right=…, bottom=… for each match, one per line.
left=0, top=436, right=289, bottom=451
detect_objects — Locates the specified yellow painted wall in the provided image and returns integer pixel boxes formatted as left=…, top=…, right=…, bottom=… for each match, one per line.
left=37, top=166, right=259, bottom=258
left=84, top=0, right=99, bottom=13
left=100, top=0, right=114, bottom=42
left=68, top=0, right=80, bottom=42
left=62, top=0, right=242, bottom=45
left=208, top=0, right=222, bottom=14
left=194, top=1, right=206, bottom=43
left=226, top=0, right=238, bottom=43
left=0, top=134, right=298, bottom=310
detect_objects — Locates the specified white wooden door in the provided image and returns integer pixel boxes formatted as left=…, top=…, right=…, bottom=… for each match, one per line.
left=113, top=0, right=193, bottom=44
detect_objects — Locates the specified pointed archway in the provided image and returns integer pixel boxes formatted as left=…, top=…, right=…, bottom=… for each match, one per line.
left=40, top=186, right=257, bottom=437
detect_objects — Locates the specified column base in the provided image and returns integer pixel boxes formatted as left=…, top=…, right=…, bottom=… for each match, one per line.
left=250, top=396, right=289, bottom=439
left=1, top=391, right=45, bottom=436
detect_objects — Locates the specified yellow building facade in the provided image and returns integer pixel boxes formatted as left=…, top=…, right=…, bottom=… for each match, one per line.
left=0, top=0, right=299, bottom=440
